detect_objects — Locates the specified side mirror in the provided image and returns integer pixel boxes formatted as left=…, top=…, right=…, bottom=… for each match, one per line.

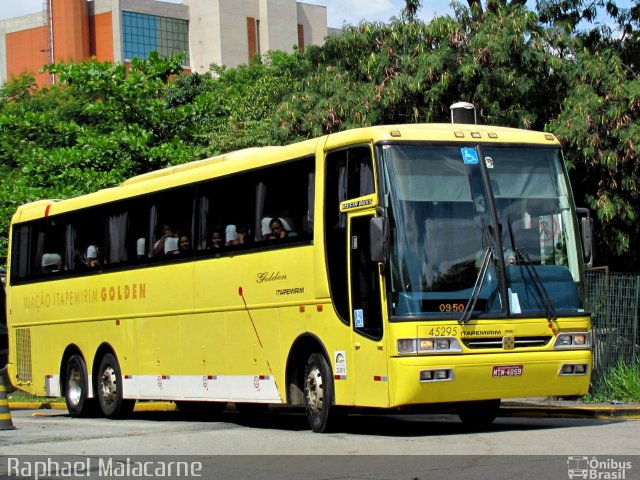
left=576, top=208, right=594, bottom=269
left=370, top=216, right=389, bottom=264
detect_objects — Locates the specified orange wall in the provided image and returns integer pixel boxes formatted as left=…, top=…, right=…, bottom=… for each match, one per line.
left=89, top=11, right=114, bottom=62
left=6, top=27, right=53, bottom=87
left=52, top=0, right=90, bottom=63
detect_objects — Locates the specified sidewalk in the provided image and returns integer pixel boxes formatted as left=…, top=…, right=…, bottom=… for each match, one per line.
left=8, top=398, right=640, bottom=419
left=501, top=397, right=640, bottom=420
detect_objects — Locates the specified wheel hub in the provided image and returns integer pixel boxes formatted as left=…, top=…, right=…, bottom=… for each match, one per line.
left=305, top=366, right=324, bottom=413
left=100, top=367, right=118, bottom=406
left=67, top=367, right=82, bottom=406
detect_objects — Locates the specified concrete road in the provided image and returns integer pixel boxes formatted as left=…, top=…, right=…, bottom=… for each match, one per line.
left=0, top=407, right=638, bottom=480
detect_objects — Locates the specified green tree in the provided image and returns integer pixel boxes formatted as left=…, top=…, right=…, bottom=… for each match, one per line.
left=0, top=0, right=638, bottom=270
left=278, top=4, right=568, bottom=137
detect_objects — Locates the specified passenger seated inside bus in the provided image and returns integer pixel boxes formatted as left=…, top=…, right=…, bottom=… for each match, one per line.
left=136, top=237, right=146, bottom=259
left=178, top=235, right=191, bottom=256
left=266, top=218, right=287, bottom=240
left=209, top=228, right=224, bottom=250
left=42, top=253, right=62, bottom=273
left=153, top=224, right=177, bottom=255
left=261, top=216, right=296, bottom=240
left=225, top=225, right=238, bottom=245
left=86, top=245, right=101, bottom=268
left=225, top=224, right=251, bottom=245
left=163, top=236, right=179, bottom=255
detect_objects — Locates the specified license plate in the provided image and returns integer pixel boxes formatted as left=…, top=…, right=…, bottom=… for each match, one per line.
left=492, top=365, right=523, bottom=377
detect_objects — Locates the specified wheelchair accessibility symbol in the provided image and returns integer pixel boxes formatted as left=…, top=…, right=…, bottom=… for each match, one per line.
left=461, top=148, right=479, bottom=165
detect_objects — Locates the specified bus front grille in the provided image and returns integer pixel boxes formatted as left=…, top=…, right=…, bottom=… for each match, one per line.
left=462, top=336, right=552, bottom=349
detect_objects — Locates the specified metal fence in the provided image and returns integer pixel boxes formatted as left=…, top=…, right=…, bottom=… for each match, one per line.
left=585, top=270, right=640, bottom=383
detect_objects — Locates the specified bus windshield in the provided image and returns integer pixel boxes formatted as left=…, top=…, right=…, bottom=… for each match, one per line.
left=380, top=144, right=584, bottom=319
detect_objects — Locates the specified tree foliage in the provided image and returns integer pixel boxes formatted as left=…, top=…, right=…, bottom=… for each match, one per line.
left=0, top=0, right=638, bottom=270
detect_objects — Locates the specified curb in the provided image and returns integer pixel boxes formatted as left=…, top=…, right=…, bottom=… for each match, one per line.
left=8, top=401, right=177, bottom=412
left=500, top=404, right=640, bottom=420
left=7, top=401, right=640, bottom=419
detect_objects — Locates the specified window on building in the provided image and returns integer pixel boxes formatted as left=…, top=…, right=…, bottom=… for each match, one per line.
left=297, top=24, right=305, bottom=53
left=121, top=11, right=189, bottom=64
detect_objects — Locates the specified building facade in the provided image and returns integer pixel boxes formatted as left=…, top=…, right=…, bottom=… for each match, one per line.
left=0, top=0, right=328, bottom=87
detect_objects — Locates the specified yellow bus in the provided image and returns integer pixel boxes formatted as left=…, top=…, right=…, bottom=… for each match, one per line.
left=6, top=115, right=592, bottom=432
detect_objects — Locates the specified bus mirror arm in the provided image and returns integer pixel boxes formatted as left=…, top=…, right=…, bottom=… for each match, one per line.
left=576, top=208, right=594, bottom=269
left=370, top=216, right=389, bottom=265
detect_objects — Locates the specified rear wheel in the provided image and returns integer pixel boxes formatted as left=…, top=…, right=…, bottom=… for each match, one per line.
left=64, top=354, right=96, bottom=417
left=304, top=353, right=340, bottom=433
left=96, top=353, right=134, bottom=419
left=457, top=399, right=500, bottom=428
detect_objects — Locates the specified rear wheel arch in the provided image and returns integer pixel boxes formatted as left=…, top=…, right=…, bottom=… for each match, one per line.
left=92, top=345, right=134, bottom=419
left=61, top=345, right=98, bottom=417
left=60, top=344, right=86, bottom=397
left=91, top=342, right=119, bottom=393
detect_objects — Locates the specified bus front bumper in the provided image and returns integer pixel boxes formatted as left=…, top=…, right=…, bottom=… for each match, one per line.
left=389, top=350, right=592, bottom=407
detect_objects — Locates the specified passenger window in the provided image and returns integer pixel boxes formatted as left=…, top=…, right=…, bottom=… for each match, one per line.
left=148, top=186, right=195, bottom=260
left=196, top=156, right=314, bottom=253
left=197, top=174, right=254, bottom=251
left=30, top=218, right=66, bottom=276
left=66, top=207, right=104, bottom=272
left=105, top=201, right=149, bottom=266
left=255, top=157, right=315, bottom=242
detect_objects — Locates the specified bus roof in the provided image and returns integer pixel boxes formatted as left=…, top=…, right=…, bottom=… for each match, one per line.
left=11, top=123, right=559, bottom=224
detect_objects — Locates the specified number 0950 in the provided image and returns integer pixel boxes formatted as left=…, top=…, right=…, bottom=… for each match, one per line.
left=438, top=303, right=465, bottom=312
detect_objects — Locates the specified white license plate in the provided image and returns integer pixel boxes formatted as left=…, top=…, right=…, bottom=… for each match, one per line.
left=492, top=365, right=523, bottom=377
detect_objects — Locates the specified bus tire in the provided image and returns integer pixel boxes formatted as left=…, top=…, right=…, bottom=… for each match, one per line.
left=457, top=399, right=500, bottom=428
left=64, top=354, right=96, bottom=417
left=96, top=353, right=134, bottom=419
left=304, top=352, right=339, bottom=433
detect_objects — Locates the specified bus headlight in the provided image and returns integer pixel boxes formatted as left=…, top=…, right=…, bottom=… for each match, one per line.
left=554, top=332, right=591, bottom=349
left=397, top=337, right=462, bottom=355
left=397, top=338, right=417, bottom=354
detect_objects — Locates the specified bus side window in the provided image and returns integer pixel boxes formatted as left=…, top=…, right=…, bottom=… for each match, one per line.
left=66, top=207, right=104, bottom=272
left=254, top=156, right=314, bottom=243
left=31, top=219, right=66, bottom=276
left=325, top=146, right=375, bottom=326
left=105, top=201, right=147, bottom=266
left=347, top=147, right=375, bottom=198
left=148, top=186, right=196, bottom=260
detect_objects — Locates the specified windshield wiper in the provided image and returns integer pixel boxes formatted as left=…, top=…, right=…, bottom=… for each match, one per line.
left=507, top=221, right=557, bottom=321
left=459, top=247, right=493, bottom=324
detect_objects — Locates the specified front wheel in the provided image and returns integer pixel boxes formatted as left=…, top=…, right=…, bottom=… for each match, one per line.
left=96, top=353, right=134, bottom=419
left=304, top=353, right=341, bottom=433
left=64, top=354, right=96, bottom=417
left=457, top=399, right=501, bottom=428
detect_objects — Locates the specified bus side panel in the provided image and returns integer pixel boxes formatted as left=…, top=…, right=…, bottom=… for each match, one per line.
left=193, top=247, right=315, bottom=404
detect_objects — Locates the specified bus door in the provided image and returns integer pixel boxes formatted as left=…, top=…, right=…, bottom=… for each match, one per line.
left=348, top=214, right=389, bottom=407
